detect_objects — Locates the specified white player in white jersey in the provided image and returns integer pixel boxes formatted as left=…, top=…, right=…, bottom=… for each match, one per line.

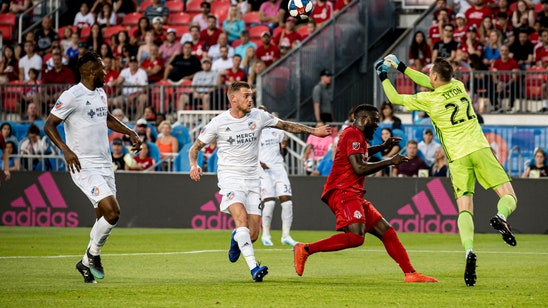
left=189, top=81, right=332, bottom=282
left=44, top=51, right=142, bottom=284
left=257, top=105, right=296, bottom=247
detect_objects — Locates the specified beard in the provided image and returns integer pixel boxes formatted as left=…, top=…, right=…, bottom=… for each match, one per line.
left=93, top=77, right=104, bottom=88
left=363, top=127, right=374, bottom=140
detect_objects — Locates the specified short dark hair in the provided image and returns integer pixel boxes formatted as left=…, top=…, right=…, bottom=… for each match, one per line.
left=353, top=104, right=378, bottom=119
left=228, top=81, right=250, bottom=94
left=432, top=57, right=453, bottom=82
left=77, top=51, right=102, bottom=72
left=27, top=123, right=40, bottom=136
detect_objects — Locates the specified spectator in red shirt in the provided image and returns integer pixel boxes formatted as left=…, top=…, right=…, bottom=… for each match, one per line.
left=534, top=28, right=548, bottom=68
left=133, top=141, right=155, bottom=171
left=41, top=50, right=75, bottom=108
left=273, top=16, right=302, bottom=56
left=310, top=0, right=333, bottom=26
left=200, top=15, right=223, bottom=49
left=453, top=13, right=468, bottom=42
left=104, top=56, right=120, bottom=97
left=218, top=54, right=246, bottom=86
left=465, top=0, right=492, bottom=28
left=460, top=25, right=484, bottom=58
left=141, top=44, right=165, bottom=84
left=255, top=31, right=280, bottom=67
left=151, top=16, right=167, bottom=46
left=491, top=44, right=520, bottom=112
left=427, top=8, right=449, bottom=47
left=189, top=23, right=208, bottom=60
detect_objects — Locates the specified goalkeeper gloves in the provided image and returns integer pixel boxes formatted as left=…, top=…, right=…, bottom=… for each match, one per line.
left=384, top=54, right=407, bottom=73
left=374, top=60, right=388, bottom=81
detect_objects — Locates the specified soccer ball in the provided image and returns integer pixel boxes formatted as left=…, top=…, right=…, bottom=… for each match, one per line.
left=288, top=0, right=314, bottom=20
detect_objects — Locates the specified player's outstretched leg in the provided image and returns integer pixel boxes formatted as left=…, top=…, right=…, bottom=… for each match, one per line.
left=490, top=214, right=516, bottom=246
left=464, top=250, right=477, bottom=287
left=293, top=243, right=309, bottom=276
left=251, top=263, right=269, bottom=282
left=404, top=272, right=439, bottom=283
left=76, top=260, right=96, bottom=283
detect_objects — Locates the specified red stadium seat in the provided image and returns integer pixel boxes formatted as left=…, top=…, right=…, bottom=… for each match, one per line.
left=167, top=25, right=187, bottom=39
left=185, top=0, right=202, bottom=13
left=525, top=67, right=547, bottom=99
left=139, top=0, right=153, bottom=12
left=211, top=1, right=230, bottom=23
left=150, top=80, right=173, bottom=112
left=79, top=26, right=91, bottom=40
left=242, top=11, right=260, bottom=26
left=2, top=80, right=24, bottom=113
left=0, top=13, right=16, bottom=41
left=103, top=25, right=127, bottom=41
left=165, top=0, right=184, bottom=13
left=248, top=25, right=270, bottom=38
left=250, top=37, right=263, bottom=48
left=57, top=25, right=78, bottom=39
left=396, top=73, right=415, bottom=95
left=168, top=12, right=193, bottom=26
left=122, top=12, right=143, bottom=26
left=231, top=39, right=242, bottom=48
left=272, top=26, right=283, bottom=38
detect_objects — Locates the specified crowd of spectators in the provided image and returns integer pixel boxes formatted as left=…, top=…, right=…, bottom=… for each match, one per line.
left=0, top=0, right=353, bottom=123
left=412, top=0, right=548, bottom=113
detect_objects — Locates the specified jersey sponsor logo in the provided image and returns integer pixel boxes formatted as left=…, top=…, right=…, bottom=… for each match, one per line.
left=248, top=121, right=257, bottom=131
left=91, top=186, right=100, bottom=196
left=54, top=100, right=63, bottom=109
left=1, top=172, right=79, bottom=227
left=352, top=142, right=360, bottom=150
left=389, top=178, right=458, bottom=233
left=191, top=192, right=235, bottom=230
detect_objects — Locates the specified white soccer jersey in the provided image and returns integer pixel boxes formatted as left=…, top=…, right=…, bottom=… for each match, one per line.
left=198, top=108, right=279, bottom=179
left=259, top=127, right=285, bottom=167
left=50, top=83, right=111, bottom=168
left=119, top=67, right=148, bottom=96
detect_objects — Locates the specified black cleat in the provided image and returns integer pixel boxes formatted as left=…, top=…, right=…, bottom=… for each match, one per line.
left=86, top=248, right=105, bottom=279
left=76, top=260, right=97, bottom=283
left=490, top=215, right=517, bottom=246
left=464, top=251, right=477, bottom=287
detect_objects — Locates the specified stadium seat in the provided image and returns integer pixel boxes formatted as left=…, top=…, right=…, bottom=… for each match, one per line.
left=165, top=0, right=184, bottom=13
left=264, top=66, right=290, bottom=97
left=171, top=124, right=191, bottom=147
left=57, top=25, right=78, bottom=39
left=174, top=143, right=203, bottom=172
left=211, top=1, right=230, bottom=23
left=150, top=80, right=173, bottom=113
left=396, top=73, right=415, bottom=95
left=185, top=0, right=202, bottom=12
left=272, top=26, right=283, bottom=38
left=139, top=0, right=153, bottom=12
left=206, top=148, right=218, bottom=173
left=2, top=80, right=24, bottom=113
left=524, top=67, right=547, bottom=111
left=242, top=11, right=260, bottom=27
left=0, top=13, right=16, bottom=41
left=168, top=25, right=188, bottom=39
left=80, top=26, right=91, bottom=40
left=122, top=12, right=143, bottom=26
left=534, top=2, right=543, bottom=13
left=103, top=25, right=126, bottom=40
left=147, top=141, right=162, bottom=171
left=168, top=12, right=193, bottom=25
left=231, top=39, right=241, bottom=47
left=248, top=25, right=270, bottom=38
left=15, top=122, right=30, bottom=140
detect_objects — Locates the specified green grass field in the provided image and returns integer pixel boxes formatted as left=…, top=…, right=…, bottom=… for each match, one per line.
left=1, top=227, right=547, bottom=307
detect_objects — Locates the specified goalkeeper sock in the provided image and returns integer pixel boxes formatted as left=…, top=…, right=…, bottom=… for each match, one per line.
left=458, top=211, right=474, bottom=251
left=308, top=232, right=364, bottom=254
left=497, top=194, right=517, bottom=219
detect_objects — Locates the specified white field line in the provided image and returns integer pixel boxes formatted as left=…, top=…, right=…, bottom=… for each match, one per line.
left=1, top=248, right=547, bottom=259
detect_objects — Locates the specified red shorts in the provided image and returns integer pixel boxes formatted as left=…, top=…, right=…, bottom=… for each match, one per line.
left=325, top=190, right=383, bottom=232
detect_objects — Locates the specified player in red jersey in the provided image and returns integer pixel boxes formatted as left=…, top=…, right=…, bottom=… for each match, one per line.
left=293, top=104, right=438, bottom=283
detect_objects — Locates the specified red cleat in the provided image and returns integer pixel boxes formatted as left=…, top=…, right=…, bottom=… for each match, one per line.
left=293, top=243, right=309, bottom=276
left=404, top=272, right=438, bottom=283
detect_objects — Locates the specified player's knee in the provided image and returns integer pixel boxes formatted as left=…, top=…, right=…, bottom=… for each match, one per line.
left=346, top=232, right=364, bottom=248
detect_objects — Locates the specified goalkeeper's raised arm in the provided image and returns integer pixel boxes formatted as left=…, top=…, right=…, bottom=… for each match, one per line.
left=384, top=54, right=434, bottom=90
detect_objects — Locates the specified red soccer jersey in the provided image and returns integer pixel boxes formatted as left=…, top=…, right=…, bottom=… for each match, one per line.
left=428, top=25, right=441, bottom=46
left=225, top=68, right=246, bottom=84
left=534, top=45, right=548, bottom=66
left=255, top=44, right=280, bottom=67
left=310, top=1, right=333, bottom=24
left=465, top=6, right=492, bottom=27
left=192, top=41, right=208, bottom=59
left=322, top=126, right=368, bottom=200
left=492, top=58, right=519, bottom=82
left=273, top=31, right=302, bottom=49
left=141, top=57, right=165, bottom=83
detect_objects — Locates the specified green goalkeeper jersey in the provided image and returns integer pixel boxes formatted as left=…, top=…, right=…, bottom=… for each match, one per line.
left=382, top=75, right=490, bottom=163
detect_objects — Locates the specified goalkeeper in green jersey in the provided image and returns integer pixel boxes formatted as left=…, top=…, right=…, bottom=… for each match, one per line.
left=375, top=56, right=518, bottom=287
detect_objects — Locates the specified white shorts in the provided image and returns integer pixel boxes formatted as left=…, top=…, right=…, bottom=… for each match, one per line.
left=70, top=166, right=116, bottom=208
left=218, top=177, right=262, bottom=216
left=260, top=166, right=292, bottom=199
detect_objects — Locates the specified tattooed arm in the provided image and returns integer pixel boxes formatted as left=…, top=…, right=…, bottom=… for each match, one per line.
left=189, top=139, right=207, bottom=181
left=275, top=120, right=332, bottom=137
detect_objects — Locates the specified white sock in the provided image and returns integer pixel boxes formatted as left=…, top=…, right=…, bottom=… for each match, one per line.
left=89, top=217, right=115, bottom=256
left=261, top=200, right=275, bottom=239
left=82, top=219, right=98, bottom=267
left=543, top=100, right=547, bottom=108
left=234, top=227, right=257, bottom=270
left=280, top=200, right=293, bottom=238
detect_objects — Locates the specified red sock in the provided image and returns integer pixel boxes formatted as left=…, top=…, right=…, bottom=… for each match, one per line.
left=308, top=232, right=364, bottom=254
left=380, top=228, right=414, bottom=273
